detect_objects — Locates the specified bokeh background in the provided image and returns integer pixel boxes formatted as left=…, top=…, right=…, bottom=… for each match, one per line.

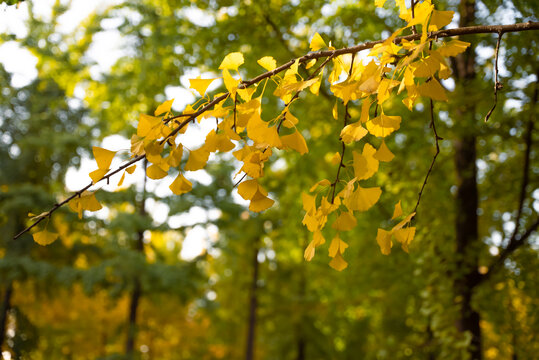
left=0, top=0, right=537, bottom=359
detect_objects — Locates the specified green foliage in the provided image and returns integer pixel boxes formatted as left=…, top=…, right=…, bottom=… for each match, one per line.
left=0, top=1, right=538, bottom=359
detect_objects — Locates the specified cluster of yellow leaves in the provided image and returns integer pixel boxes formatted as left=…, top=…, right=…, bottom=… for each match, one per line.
left=302, top=0, right=469, bottom=268
left=31, top=0, right=470, bottom=273
left=376, top=207, right=416, bottom=255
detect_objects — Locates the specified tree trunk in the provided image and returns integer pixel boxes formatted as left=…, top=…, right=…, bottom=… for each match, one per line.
left=126, top=280, right=142, bottom=357
left=245, top=238, right=259, bottom=360
left=125, top=160, right=148, bottom=357
left=296, top=251, right=306, bottom=360
left=0, top=282, right=13, bottom=352
left=453, top=0, right=482, bottom=359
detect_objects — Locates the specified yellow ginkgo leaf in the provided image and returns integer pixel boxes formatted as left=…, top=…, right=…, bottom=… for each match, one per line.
left=281, top=130, right=309, bottom=155
left=147, top=164, right=168, bottom=179
left=304, top=241, right=316, bottom=261
left=310, top=76, right=322, bottom=95
left=393, top=227, right=416, bottom=252
left=240, top=152, right=267, bottom=179
left=332, top=211, right=357, bottom=231
left=438, top=40, right=470, bottom=57
left=117, top=171, right=126, bottom=186
left=185, top=147, right=210, bottom=171
left=366, top=112, right=401, bottom=137
left=168, top=145, right=184, bottom=168
left=205, top=130, right=235, bottom=153
left=373, top=141, right=394, bottom=162
left=154, top=99, right=174, bottom=116
left=338, top=178, right=356, bottom=199
left=411, top=56, right=440, bottom=78
left=302, top=212, right=319, bottom=232
left=377, top=78, right=395, bottom=104
left=93, top=146, right=116, bottom=170
left=89, top=168, right=108, bottom=184
left=302, top=192, right=316, bottom=213
left=330, top=152, right=341, bottom=165
left=257, top=56, right=277, bottom=71
left=428, top=10, right=454, bottom=31
left=392, top=200, right=403, bottom=220
left=310, top=32, right=326, bottom=51
left=189, top=78, right=216, bottom=96
left=246, top=113, right=282, bottom=148
left=238, top=179, right=259, bottom=200
left=418, top=78, right=448, bottom=101
left=126, top=165, right=136, bottom=174
left=222, top=69, right=240, bottom=96
left=313, top=230, right=325, bottom=246
left=169, top=172, right=192, bottom=195
left=137, top=114, right=162, bottom=139
left=392, top=212, right=416, bottom=232
left=328, top=235, right=349, bottom=257
left=131, top=135, right=145, bottom=157
left=309, top=179, right=331, bottom=192
left=360, top=98, right=371, bottom=123
left=340, top=122, right=368, bottom=144
left=305, top=59, right=317, bottom=69
left=237, top=87, right=257, bottom=102
left=375, top=0, right=387, bottom=7
left=277, top=78, right=319, bottom=96
left=249, top=190, right=274, bottom=212
left=332, top=101, right=339, bottom=120
left=33, top=230, right=58, bottom=246
left=376, top=228, right=392, bottom=255
left=219, top=52, right=244, bottom=71
left=353, top=144, right=379, bottom=181
left=343, top=186, right=381, bottom=212
left=329, top=251, right=348, bottom=271
left=69, top=191, right=102, bottom=219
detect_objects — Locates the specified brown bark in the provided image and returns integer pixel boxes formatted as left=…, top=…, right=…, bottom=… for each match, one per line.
left=452, top=1, right=482, bottom=359
left=0, top=282, right=13, bottom=352
left=245, top=238, right=260, bottom=360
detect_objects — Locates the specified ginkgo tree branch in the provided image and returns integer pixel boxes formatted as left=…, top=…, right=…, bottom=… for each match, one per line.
left=484, top=31, right=503, bottom=122
left=14, top=154, right=145, bottom=239
left=413, top=98, right=441, bottom=214
left=14, top=21, right=539, bottom=240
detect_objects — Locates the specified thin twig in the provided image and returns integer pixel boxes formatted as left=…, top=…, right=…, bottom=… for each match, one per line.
left=484, top=31, right=503, bottom=122
left=331, top=53, right=355, bottom=204
left=411, top=0, right=417, bottom=35
left=413, top=99, right=442, bottom=214
left=14, top=154, right=145, bottom=239
left=233, top=94, right=238, bottom=132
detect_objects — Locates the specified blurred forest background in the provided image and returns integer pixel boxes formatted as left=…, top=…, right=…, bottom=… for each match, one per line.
left=0, top=0, right=537, bottom=359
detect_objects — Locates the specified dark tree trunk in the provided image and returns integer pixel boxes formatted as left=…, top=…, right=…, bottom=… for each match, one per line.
left=126, top=280, right=142, bottom=357
left=296, top=256, right=306, bottom=360
left=125, top=160, right=148, bottom=357
left=453, top=0, right=482, bottom=359
left=0, top=282, right=13, bottom=351
left=245, top=238, right=259, bottom=360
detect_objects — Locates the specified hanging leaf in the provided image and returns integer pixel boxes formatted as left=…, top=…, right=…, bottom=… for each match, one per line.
left=219, top=52, right=244, bottom=71
left=33, top=230, right=58, bottom=246
left=154, top=99, right=174, bottom=116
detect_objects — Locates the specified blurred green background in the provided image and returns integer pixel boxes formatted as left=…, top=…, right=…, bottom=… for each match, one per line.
left=0, top=0, right=537, bottom=359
